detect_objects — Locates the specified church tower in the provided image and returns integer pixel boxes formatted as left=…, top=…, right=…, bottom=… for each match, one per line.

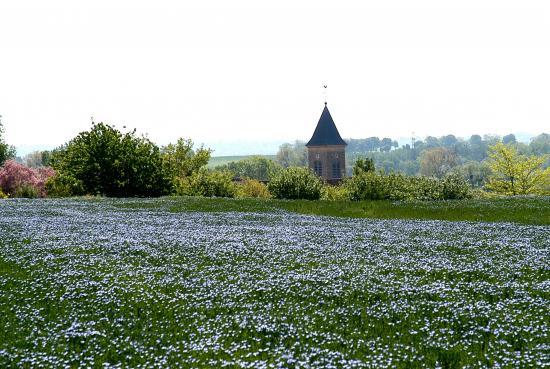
left=306, top=103, right=347, bottom=183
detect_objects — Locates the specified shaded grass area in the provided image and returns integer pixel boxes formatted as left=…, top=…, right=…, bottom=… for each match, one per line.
left=116, top=196, right=550, bottom=225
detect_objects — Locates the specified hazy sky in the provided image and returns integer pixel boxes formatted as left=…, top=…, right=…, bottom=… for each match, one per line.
left=1, top=0, right=549, bottom=155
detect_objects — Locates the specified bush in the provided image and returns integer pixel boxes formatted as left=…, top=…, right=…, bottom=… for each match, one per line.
left=51, top=122, right=171, bottom=197
left=344, top=172, right=387, bottom=201
left=45, top=173, right=85, bottom=197
left=0, top=188, right=7, bottom=199
left=441, top=172, right=472, bottom=200
left=176, top=169, right=236, bottom=198
left=0, top=160, right=55, bottom=197
left=13, top=183, right=40, bottom=198
left=236, top=179, right=271, bottom=198
left=268, top=167, right=323, bottom=200
left=321, top=184, right=349, bottom=201
left=345, top=171, right=471, bottom=201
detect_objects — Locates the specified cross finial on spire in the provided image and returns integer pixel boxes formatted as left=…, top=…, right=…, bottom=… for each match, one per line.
left=323, top=84, right=328, bottom=106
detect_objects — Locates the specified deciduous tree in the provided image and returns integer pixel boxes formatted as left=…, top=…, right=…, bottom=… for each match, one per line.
left=486, top=142, right=550, bottom=195
left=276, top=141, right=307, bottom=168
left=161, top=138, right=211, bottom=180
left=51, top=122, right=171, bottom=197
left=352, top=158, right=375, bottom=175
left=420, top=147, right=458, bottom=178
left=215, top=156, right=281, bottom=181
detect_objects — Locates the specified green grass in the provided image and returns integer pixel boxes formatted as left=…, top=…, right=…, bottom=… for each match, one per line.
left=116, top=196, right=550, bottom=225
left=207, top=155, right=276, bottom=168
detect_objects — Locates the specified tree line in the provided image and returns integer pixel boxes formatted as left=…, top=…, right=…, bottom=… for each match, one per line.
left=1, top=118, right=549, bottom=199
left=271, top=133, right=550, bottom=186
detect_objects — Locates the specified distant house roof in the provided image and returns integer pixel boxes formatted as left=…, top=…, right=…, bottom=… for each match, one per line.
left=306, top=104, right=347, bottom=147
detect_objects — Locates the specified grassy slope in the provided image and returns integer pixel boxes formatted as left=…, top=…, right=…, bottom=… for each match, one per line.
left=207, top=155, right=277, bottom=168
left=117, top=196, right=550, bottom=225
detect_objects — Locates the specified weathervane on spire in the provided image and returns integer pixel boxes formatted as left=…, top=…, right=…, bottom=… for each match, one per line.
left=323, top=84, right=328, bottom=106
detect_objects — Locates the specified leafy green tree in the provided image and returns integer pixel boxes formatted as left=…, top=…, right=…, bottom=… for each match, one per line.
left=215, top=156, right=281, bottom=181
left=24, top=150, right=52, bottom=167
left=420, top=147, right=458, bottom=178
left=425, top=136, right=440, bottom=148
left=453, top=161, right=492, bottom=188
left=276, top=141, right=307, bottom=168
left=440, top=134, right=458, bottom=147
left=529, top=133, right=550, bottom=155
left=352, top=158, right=375, bottom=175
left=51, top=122, right=170, bottom=197
left=162, top=138, right=211, bottom=181
left=0, top=117, right=16, bottom=166
left=379, top=138, right=394, bottom=152
left=365, top=137, right=380, bottom=151
left=485, top=142, right=550, bottom=195
left=502, top=134, right=517, bottom=145
left=467, top=134, right=488, bottom=161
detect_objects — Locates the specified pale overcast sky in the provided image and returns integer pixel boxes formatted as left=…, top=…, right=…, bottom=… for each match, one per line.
left=1, top=0, right=549, bottom=155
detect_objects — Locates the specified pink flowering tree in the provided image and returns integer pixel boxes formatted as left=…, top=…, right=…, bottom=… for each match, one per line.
left=0, top=160, right=55, bottom=197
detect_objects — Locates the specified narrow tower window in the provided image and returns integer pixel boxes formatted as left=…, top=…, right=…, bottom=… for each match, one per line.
left=332, top=161, right=341, bottom=179
left=314, top=160, right=323, bottom=176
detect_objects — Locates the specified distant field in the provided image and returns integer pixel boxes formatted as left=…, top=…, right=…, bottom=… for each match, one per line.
left=207, top=155, right=277, bottom=168
left=0, top=198, right=549, bottom=368
left=118, top=196, right=550, bottom=226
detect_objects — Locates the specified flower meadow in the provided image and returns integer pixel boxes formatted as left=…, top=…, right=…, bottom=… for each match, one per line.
left=0, top=198, right=549, bottom=368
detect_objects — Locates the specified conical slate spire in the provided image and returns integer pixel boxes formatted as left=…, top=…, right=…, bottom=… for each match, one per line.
left=306, top=105, right=347, bottom=147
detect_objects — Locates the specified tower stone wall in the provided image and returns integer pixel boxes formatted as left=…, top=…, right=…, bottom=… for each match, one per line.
left=307, top=145, right=346, bottom=184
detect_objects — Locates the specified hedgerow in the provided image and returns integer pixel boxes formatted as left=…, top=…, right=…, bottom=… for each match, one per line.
left=344, top=171, right=471, bottom=201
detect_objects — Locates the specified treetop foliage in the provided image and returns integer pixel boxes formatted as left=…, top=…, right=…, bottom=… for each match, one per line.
left=48, top=122, right=213, bottom=197
left=420, top=147, right=458, bottom=178
left=51, top=122, right=171, bottom=197
left=215, top=156, right=282, bottom=181
left=276, top=141, right=307, bottom=168
left=352, top=158, right=375, bottom=176
left=162, top=138, right=211, bottom=180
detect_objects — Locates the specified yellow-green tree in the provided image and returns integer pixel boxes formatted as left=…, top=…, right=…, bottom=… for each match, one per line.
left=486, top=142, right=550, bottom=195
left=162, top=138, right=212, bottom=179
